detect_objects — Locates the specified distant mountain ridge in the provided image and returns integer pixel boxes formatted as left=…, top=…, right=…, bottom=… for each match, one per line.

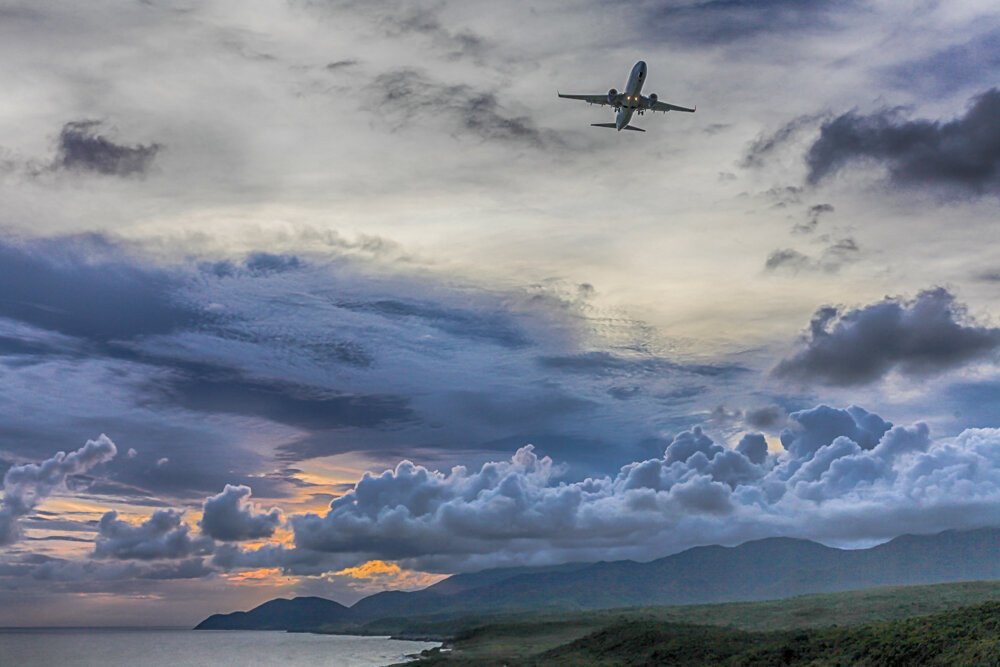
left=195, top=527, right=1000, bottom=631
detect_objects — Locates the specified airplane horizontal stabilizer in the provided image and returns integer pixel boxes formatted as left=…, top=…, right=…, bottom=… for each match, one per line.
left=590, top=123, right=645, bottom=132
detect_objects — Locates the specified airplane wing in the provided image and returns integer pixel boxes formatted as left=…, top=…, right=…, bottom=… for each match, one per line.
left=557, top=93, right=613, bottom=107
left=650, top=100, right=696, bottom=113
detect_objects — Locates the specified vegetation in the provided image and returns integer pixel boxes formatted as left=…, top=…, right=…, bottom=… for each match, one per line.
left=394, top=581, right=1000, bottom=666
left=199, top=529, right=1000, bottom=633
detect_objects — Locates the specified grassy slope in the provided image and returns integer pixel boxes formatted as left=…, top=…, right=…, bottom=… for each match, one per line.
left=542, top=602, right=1000, bottom=666
left=399, top=580, right=1000, bottom=666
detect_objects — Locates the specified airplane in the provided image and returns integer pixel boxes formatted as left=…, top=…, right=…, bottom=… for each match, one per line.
left=558, top=61, right=695, bottom=132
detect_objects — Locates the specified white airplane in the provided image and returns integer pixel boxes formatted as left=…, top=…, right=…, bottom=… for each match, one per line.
left=558, top=61, right=695, bottom=132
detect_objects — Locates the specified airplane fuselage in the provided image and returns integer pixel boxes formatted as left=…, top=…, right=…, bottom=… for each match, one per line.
left=616, top=61, right=647, bottom=130
left=557, top=60, right=694, bottom=132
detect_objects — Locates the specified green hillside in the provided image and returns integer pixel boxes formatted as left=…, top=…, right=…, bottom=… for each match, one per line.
left=399, top=580, right=1000, bottom=665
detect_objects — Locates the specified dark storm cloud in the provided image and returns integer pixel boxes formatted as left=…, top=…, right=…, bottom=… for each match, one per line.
left=53, top=121, right=161, bottom=177
left=638, top=0, right=852, bottom=46
left=335, top=297, right=531, bottom=349
left=369, top=68, right=558, bottom=147
left=806, top=89, right=1000, bottom=193
left=0, top=436, right=117, bottom=546
left=0, top=235, right=202, bottom=342
left=93, top=509, right=214, bottom=560
left=773, top=288, right=1000, bottom=386
left=199, top=484, right=282, bottom=542
left=885, top=29, right=1000, bottom=97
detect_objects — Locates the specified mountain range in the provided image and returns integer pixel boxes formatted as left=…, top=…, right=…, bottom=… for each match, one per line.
left=195, top=527, right=1000, bottom=631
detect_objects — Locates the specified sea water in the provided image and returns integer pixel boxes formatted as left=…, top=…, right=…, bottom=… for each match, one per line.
left=0, top=627, right=439, bottom=666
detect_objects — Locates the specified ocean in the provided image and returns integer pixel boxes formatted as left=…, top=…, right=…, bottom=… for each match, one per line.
left=0, top=628, right=439, bottom=666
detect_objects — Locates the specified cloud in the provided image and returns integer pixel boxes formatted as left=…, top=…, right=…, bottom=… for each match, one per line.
left=764, top=248, right=811, bottom=273
left=764, top=237, right=859, bottom=274
left=0, top=435, right=117, bottom=546
left=28, top=556, right=212, bottom=582
left=638, top=0, right=853, bottom=46
left=608, top=385, right=642, bottom=400
left=744, top=405, right=786, bottom=430
left=301, top=1, right=488, bottom=60
left=335, top=297, right=531, bottom=349
left=93, top=509, right=214, bottom=560
left=161, top=373, right=416, bottom=431
left=884, top=29, right=1000, bottom=97
left=243, top=253, right=303, bottom=276
left=0, top=235, right=203, bottom=342
left=793, top=203, right=834, bottom=234
left=211, top=542, right=349, bottom=577
left=200, top=484, right=282, bottom=542
left=0, top=231, right=753, bottom=502
left=325, top=59, right=359, bottom=70
left=806, top=89, right=1000, bottom=193
left=537, top=351, right=744, bottom=378
left=380, top=6, right=487, bottom=59
left=773, top=288, right=1000, bottom=386
left=735, top=433, right=768, bottom=465
left=742, top=114, right=825, bottom=168
left=779, top=405, right=891, bottom=459
left=52, top=120, right=161, bottom=177
left=210, top=403, right=1000, bottom=573
left=333, top=559, right=444, bottom=593
left=368, top=68, right=558, bottom=148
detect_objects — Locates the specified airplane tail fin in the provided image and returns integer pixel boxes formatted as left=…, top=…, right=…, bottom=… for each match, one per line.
left=590, top=123, right=645, bottom=132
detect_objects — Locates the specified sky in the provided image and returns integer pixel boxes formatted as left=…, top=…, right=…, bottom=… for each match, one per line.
left=1, top=0, right=1000, bottom=627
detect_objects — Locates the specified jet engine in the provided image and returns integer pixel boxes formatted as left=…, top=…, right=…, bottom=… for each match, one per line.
left=647, top=93, right=658, bottom=108
left=607, top=88, right=618, bottom=104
